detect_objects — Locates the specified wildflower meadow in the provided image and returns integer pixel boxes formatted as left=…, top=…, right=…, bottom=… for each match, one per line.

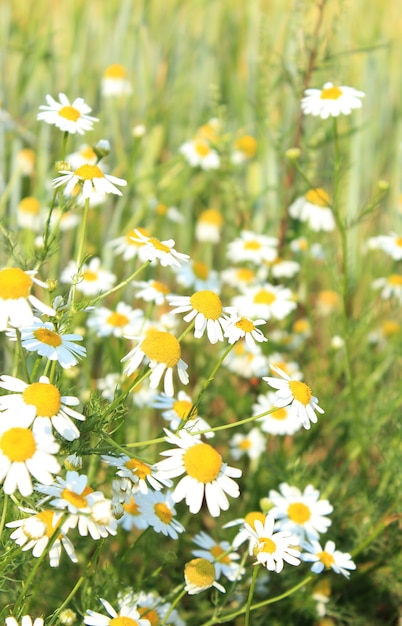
left=1, top=1, right=402, bottom=625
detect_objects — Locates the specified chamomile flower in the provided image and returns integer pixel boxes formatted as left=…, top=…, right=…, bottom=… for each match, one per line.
left=84, top=598, right=151, bottom=626
left=6, top=508, right=77, bottom=567
left=119, top=494, right=150, bottom=531
left=231, top=134, right=257, bottom=164
left=132, top=279, right=171, bottom=305
left=176, top=260, right=221, bottom=292
left=118, top=591, right=185, bottom=626
left=136, top=490, right=185, bottom=539
left=289, top=189, right=335, bottom=232
left=101, top=454, right=172, bottom=494
left=222, top=313, right=267, bottom=350
left=232, top=284, right=297, bottom=321
left=224, top=510, right=267, bottom=549
left=17, top=196, right=42, bottom=230
left=269, top=483, right=333, bottom=541
left=7, top=320, right=86, bottom=368
left=372, top=274, right=402, bottom=303
left=301, top=540, right=356, bottom=578
left=268, top=258, right=300, bottom=279
left=155, top=429, right=242, bottom=517
left=109, top=227, right=151, bottom=261
left=301, top=82, right=365, bottom=118
left=53, top=163, right=127, bottom=199
left=244, top=513, right=301, bottom=573
left=180, top=138, right=220, bottom=170
left=87, top=302, right=144, bottom=338
left=195, top=208, right=224, bottom=243
left=221, top=266, right=262, bottom=289
left=16, top=147, right=36, bottom=176
left=0, top=374, right=85, bottom=441
left=153, top=391, right=213, bottom=437
left=37, top=93, right=98, bottom=134
left=223, top=341, right=269, bottom=378
left=227, top=230, right=278, bottom=265
left=229, top=427, right=266, bottom=461
left=0, top=267, right=55, bottom=331
left=263, top=364, right=324, bottom=430
left=184, top=558, right=225, bottom=594
left=192, top=531, right=244, bottom=581
left=6, top=617, right=44, bottom=626
left=60, top=258, right=116, bottom=295
left=66, top=144, right=97, bottom=169
left=167, top=290, right=234, bottom=343
left=0, top=417, right=60, bottom=496
left=121, top=329, right=189, bottom=396
left=129, top=230, right=190, bottom=268
left=367, top=233, right=402, bottom=259
left=252, top=392, right=302, bottom=436
left=101, top=63, right=132, bottom=97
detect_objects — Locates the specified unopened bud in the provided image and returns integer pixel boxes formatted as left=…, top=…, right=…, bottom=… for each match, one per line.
left=285, top=147, right=301, bottom=160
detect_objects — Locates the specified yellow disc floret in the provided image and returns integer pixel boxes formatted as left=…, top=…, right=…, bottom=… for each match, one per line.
left=125, top=458, right=152, bottom=480
left=154, top=502, right=173, bottom=524
left=0, top=268, right=32, bottom=300
left=0, top=427, right=36, bottom=461
left=320, top=85, right=343, bottom=100
left=287, top=502, right=311, bottom=524
left=58, top=106, right=81, bottom=121
left=190, top=291, right=223, bottom=320
left=305, top=188, right=330, bottom=207
left=141, top=330, right=181, bottom=367
left=254, top=288, right=276, bottom=305
left=107, top=312, right=129, bottom=327
left=110, top=617, right=140, bottom=626
left=185, top=558, right=215, bottom=587
left=288, top=380, right=312, bottom=406
left=183, top=443, right=222, bottom=483
left=75, top=164, right=104, bottom=180
left=22, top=382, right=61, bottom=417
left=34, top=328, right=62, bottom=347
left=318, top=550, right=335, bottom=568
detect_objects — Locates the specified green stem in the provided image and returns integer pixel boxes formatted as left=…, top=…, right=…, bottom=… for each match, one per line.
left=89, top=260, right=152, bottom=306
left=160, top=587, right=186, bottom=626
left=15, top=330, right=30, bottom=382
left=68, top=196, right=91, bottom=316
left=0, top=494, right=8, bottom=541
left=245, top=566, right=259, bottom=626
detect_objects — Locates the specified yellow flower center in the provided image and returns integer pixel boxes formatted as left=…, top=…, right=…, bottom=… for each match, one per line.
left=125, top=458, right=152, bottom=480
left=82, top=270, right=98, bottom=282
left=194, top=139, right=211, bottom=157
left=80, top=146, right=97, bottom=161
left=317, top=551, right=335, bottom=568
left=387, top=274, right=402, bottom=286
left=193, top=261, right=209, bottom=280
left=107, top=312, right=129, bottom=327
left=199, top=208, right=223, bottom=226
left=104, top=63, right=127, bottom=79
left=154, top=502, right=173, bottom=523
left=18, top=197, right=40, bottom=215
left=156, top=203, right=167, bottom=215
left=236, top=268, right=255, bottom=282
left=234, top=135, right=257, bottom=157
left=75, top=164, right=104, bottom=181
left=33, top=327, right=62, bottom=347
left=0, top=268, right=33, bottom=300
left=197, top=122, right=219, bottom=142
left=151, top=280, right=169, bottom=294
left=320, top=85, right=343, bottom=100
left=124, top=497, right=140, bottom=515
left=235, top=317, right=256, bottom=333
left=293, top=319, right=310, bottom=334
left=141, top=330, right=181, bottom=367
left=189, top=291, right=223, bottom=320
left=0, top=427, right=36, bottom=461
left=287, top=502, right=311, bottom=523
left=22, top=382, right=62, bottom=417
left=173, top=399, right=195, bottom=420
left=305, top=188, right=330, bottom=207
left=110, top=617, right=139, bottom=626
left=183, top=443, right=222, bottom=483
left=272, top=407, right=287, bottom=421
left=382, top=320, right=400, bottom=336
left=61, top=485, right=93, bottom=508
left=148, top=237, right=170, bottom=253
left=36, top=510, right=58, bottom=538
left=210, top=544, right=231, bottom=564
left=239, top=438, right=252, bottom=450
left=138, top=608, right=159, bottom=626
left=396, top=237, right=402, bottom=248
left=58, top=105, right=81, bottom=121
left=244, top=511, right=266, bottom=530
left=258, top=537, right=276, bottom=554
left=126, top=227, right=149, bottom=245
left=288, top=380, right=312, bottom=406
left=185, top=558, right=215, bottom=588
left=254, top=288, right=276, bottom=304
left=243, top=240, right=261, bottom=250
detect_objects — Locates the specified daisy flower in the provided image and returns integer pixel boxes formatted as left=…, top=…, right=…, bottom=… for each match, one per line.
left=221, top=266, right=262, bottom=289
left=118, top=591, right=185, bottom=626
left=66, top=143, right=97, bottom=169
left=109, top=227, right=151, bottom=261
left=224, top=510, right=267, bottom=550
left=84, top=598, right=151, bottom=626
left=367, top=233, right=402, bottom=260
left=168, top=290, right=234, bottom=344
left=153, top=390, right=213, bottom=437
left=372, top=274, right=402, bottom=303
left=16, top=147, right=36, bottom=176
left=60, top=258, right=116, bottom=296
left=132, top=279, right=171, bottom=305
left=232, top=284, right=297, bottom=321
left=268, top=258, right=300, bottom=279
left=7, top=319, right=86, bottom=368
left=17, top=196, right=42, bottom=231
left=176, top=260, right=221, bottom=293
left=252, top=392, right=302, bottom=436
left=101, top=63, right=132, bottom=97
left=231, top=134, right=257, bottom=164
left=0, top=417, right=60, bottom=496
left=222, top=313, right=267, bottom=350
left=0, top=374, right=85, bottom=441
left=269, top=483, right=333, bottom=541
left=101, top=454, right=172, bottom=494
left=195, top=208, right=224, bottom=243
left=223, top=341, right=269, bottom=378
left=184, top=558, right=225, bottom=594
left=6, top=617, right=44, bottom=626
left=118, top=494, right=150, bottom=532
left=53, top=163, right=127, bottom=199
left=0, top=267, right=55, bottom=331
left=227, top=230, right=278, bottom=265
left=229, top=427, right=266, bottom=461
left=87, top=302, right=144, bottom=338
left=129, top=229, right=190, bottom=268
left=6, top=508, right=77, bottom=567
left=155, top=429, right=242, bottom=517
left=244, top=513, right=301, bottom=573
left=301, top=82, right=365, bottom=118
left=301, top=539, right=356, bottom=578
left=179, top=138, right=220, bottom=170
left=121, top=329, right=189, bottom=397
left=289, top=188, right=335, bottom=232
left=37, top=93, right=98, bottom=134
left=192, top=531, right=244, bottom=581
left=135, top=490, right=185, bottom=539
left=263, top=364, right=324, bottom=430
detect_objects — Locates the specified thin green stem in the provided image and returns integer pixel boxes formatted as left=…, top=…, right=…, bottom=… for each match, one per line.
left=160, top=587, right=186, bottom=626
left=245, top=565, right=259, bottom=626
left=68, top=196, right=91, bottom=316
left=0, top=495, right=8, bottom=541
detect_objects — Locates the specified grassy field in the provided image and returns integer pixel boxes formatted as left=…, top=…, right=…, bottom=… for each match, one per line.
left=1, top=1, right=402, bottom=625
